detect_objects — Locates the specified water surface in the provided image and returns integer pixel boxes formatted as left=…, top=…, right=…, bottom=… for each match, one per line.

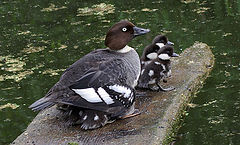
left=0, top=0, right=239, bottom=144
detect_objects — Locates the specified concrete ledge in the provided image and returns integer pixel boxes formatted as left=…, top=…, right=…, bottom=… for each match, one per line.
left=12, top=42, right=214, bottom=145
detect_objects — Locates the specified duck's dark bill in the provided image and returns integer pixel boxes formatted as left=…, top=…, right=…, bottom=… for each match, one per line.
left=167, top=41, right=174, bottom=46
left=172, top=53, right=179, bottom=57
left=133, top=26, right=150, bottom=36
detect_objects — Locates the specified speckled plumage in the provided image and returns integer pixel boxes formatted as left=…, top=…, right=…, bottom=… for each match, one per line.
left=138, top=45, right=178, bottom=91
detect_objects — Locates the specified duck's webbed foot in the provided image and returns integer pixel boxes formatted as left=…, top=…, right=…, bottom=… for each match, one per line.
left=119, top=109, right=141, bottom=119
left=157, top=84, right=175, bottom=92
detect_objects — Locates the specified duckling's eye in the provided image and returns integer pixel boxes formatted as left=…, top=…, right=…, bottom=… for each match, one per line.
left=122, top=27, right=127, bottom=32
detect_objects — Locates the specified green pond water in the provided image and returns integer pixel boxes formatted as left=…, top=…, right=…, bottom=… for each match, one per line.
left=0, top=0, right=239, bottom=144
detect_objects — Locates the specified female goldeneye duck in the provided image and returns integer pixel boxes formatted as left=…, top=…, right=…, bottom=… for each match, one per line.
left=140, top=35, right=174, bottom=68
left=137, top=45, right=179, bottom=91
left=29, top=20, right=150, bottom=130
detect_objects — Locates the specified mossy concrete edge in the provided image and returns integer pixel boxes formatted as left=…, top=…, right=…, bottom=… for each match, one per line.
left=161, top=42, right=215, bottom=144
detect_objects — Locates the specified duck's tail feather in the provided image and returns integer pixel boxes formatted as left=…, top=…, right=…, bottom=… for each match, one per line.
left=29, top=97, right=55, bottom=111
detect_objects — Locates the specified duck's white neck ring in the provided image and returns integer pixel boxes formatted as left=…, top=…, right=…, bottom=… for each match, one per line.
left=107, top=45, right=134, bottom=53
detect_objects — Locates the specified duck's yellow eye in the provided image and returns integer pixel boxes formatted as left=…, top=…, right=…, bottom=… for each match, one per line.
left=122, top=27, right=127, bottom=32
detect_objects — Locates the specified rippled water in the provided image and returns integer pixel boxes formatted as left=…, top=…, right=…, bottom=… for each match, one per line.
left=0, top=0, right=239, bottom=144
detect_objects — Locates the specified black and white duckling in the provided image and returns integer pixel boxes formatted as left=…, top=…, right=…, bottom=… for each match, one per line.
left=140, top=35, right=174, bottom=67
left=137, top=45, right=179, bottom=91
left=29, top=20, right=150, bottom=130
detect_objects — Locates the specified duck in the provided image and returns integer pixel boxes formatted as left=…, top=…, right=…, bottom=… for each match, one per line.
left=29, top=20, right=150, bottom=130
left=140, top=35, right=174, bottom=68
left=137, top=45, right=179, bottom=91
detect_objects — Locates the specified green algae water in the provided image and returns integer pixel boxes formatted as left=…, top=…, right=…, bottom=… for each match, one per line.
left=0, top=0, right=239, bottom=144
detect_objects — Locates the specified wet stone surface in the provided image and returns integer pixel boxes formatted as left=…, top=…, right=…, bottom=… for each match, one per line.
left=12, top=42, right=214, bottom=145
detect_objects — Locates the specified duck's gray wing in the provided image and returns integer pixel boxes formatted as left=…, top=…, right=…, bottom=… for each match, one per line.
left=30, top=58, right=135, bottom=115
left=29, top=49, right=109, bottom=111
left=59, top=49, right=110, bottom=86
left=61, top=58, right=135, bottom=114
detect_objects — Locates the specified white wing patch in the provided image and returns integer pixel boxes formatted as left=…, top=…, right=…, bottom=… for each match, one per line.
left=72, top=88, right=102, bottom=103
left=94, top=114, right=99, bottom=121
left=108, top=85, right=132, bottom=98
left=148, top=70, right=154, bottom=76
left=156, top=43, right=164, bottom=48
left=158, top=54, right=170, bottom=60
left=97, top=87, right=114, bottom=104
left=146, top=52, right=158, bottom=60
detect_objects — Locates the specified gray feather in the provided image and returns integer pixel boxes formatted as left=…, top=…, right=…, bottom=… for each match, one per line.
left=29, top=97, right=54, bottom=111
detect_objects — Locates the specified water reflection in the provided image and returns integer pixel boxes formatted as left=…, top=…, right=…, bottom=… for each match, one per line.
left=0, top=0, right=240, bottom=144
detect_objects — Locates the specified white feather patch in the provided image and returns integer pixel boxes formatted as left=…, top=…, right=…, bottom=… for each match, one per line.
left=156, top=43, right=164, bottom=48
left=144, top=61, right=151, bottom=65
left=148, top=78, right=156, bottom=84
left=97, top=87, right=114, bottom=104
left=148, top=70, right=154, bottom=76
left=160, top=71, right=165, bottom=76
left=108, top=85, right=131, bottom=98
left=141, top=69, right=145, bottom=75
left=161, top=64, right=166, bottom=70
left=133, top=79, right=138, bottom=88
left=83, top=115, right=87, bottom=120
left=72, top=88, right=102, bottom=103
left=146, top=52, right=158, bottom=60
left=129, top=96, right=134, bottom=102
left=154, top=61, right=161, bottom=65
left=133, top=67, right=141, bottom=88
left=167, top=70, right=172, bottom=77
left=94, top=114, right=99, bottom=121
left=117, top=45, right=134, bottom=53
left=158, top=54, right=170, bottom=60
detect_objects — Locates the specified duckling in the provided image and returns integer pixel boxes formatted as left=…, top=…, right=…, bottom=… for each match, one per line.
left=137, top=45, right=179, bottom=91
left=29, top=20, right=150, bottom=130
left=140, top=35, right=174, bottom=67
